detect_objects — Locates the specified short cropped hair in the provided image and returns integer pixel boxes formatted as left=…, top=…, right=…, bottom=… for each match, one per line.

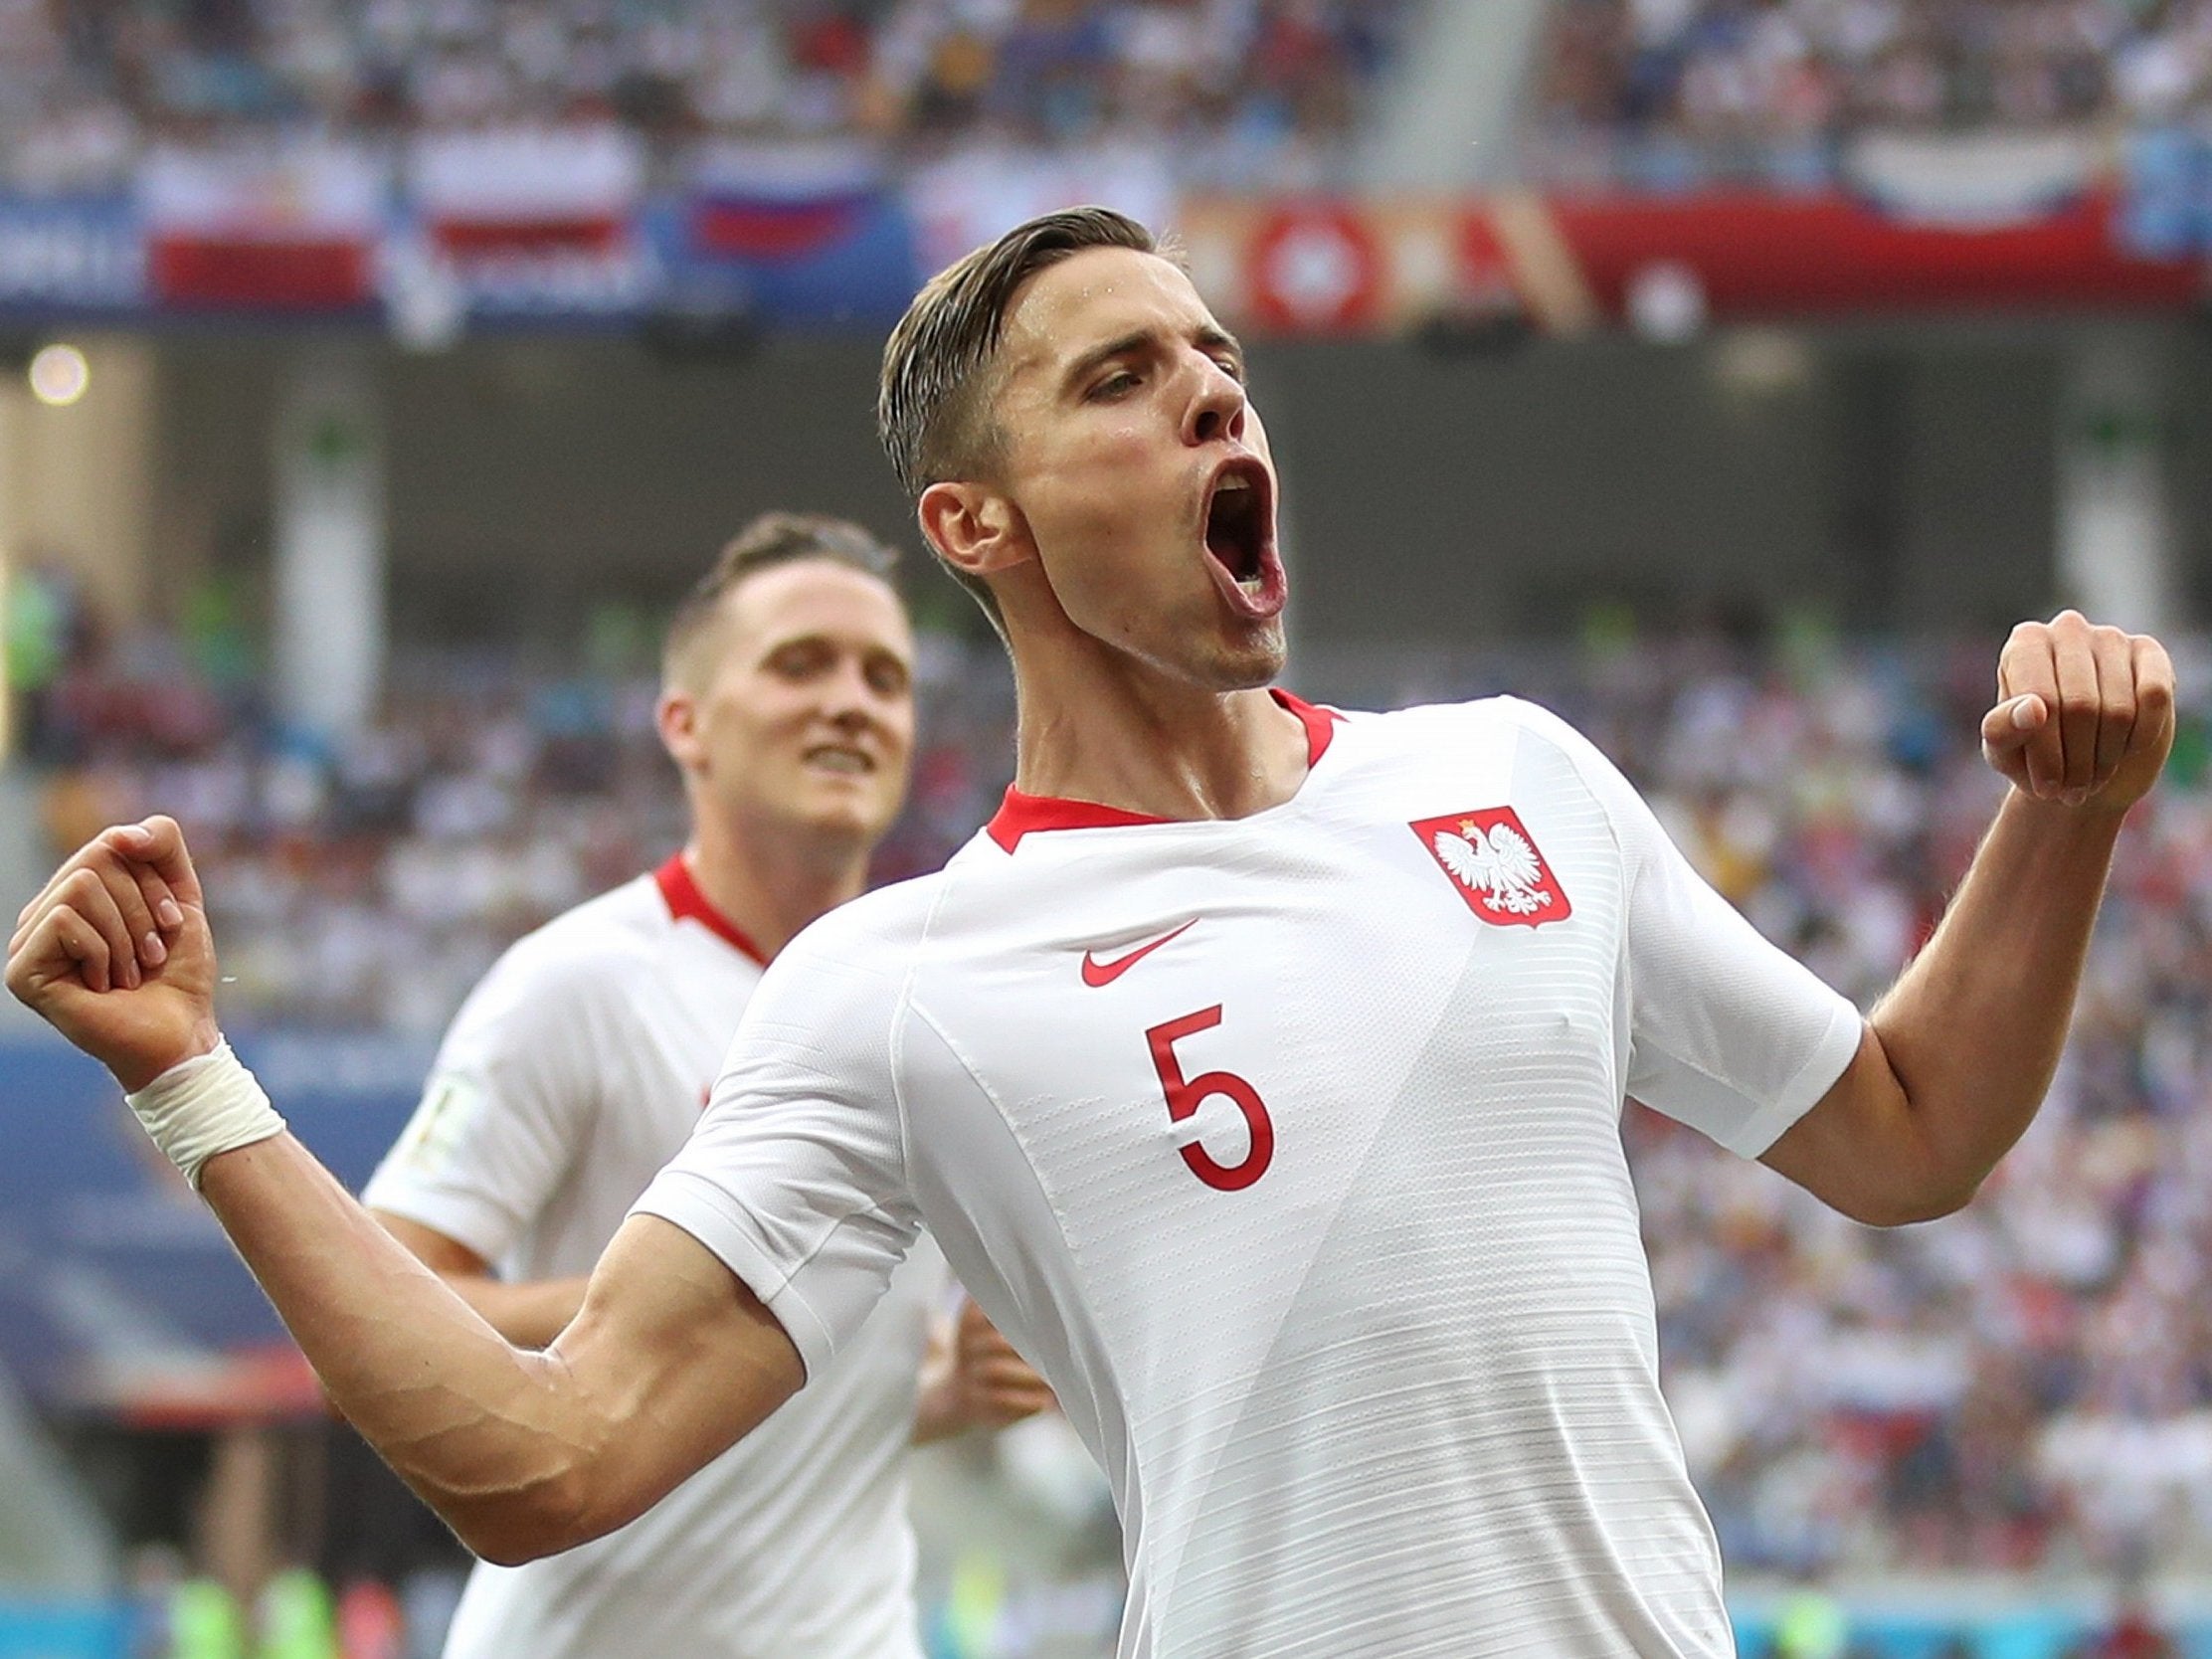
left=662, top=511, right=899, bottom=686
left=878, top=206, right=1178, bottom=625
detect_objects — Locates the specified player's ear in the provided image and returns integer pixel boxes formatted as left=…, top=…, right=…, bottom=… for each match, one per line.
left=920, top=481, right=1030, bottom=582
left=655, top=687, right=703, bottom=774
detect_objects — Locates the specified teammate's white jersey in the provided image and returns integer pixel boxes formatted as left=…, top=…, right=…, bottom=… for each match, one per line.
left=364, top=856, right=941, bottom=1659
left=638, top=694, right=1863, bottom=1659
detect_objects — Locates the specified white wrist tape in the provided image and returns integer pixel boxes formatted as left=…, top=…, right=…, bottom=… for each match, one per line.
left=124, top=1040, right=286, bottom=1189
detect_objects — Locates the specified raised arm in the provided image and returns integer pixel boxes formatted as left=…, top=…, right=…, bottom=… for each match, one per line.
left=214, top=1145, right=796, bottom=1560
left=6, top=820, right=802, bottom=1562
left=1760, top=612, right=2174, bottom=1225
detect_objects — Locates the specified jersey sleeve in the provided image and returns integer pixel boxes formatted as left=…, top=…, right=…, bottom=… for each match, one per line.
left=632, top=905, right=921, bottom=1383
left=361, top=939, right=610, bottom=1264
left=1511, top=700, right=1865, bottom=1159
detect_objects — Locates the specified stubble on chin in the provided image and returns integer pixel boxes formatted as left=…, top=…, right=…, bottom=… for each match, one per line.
left=1087, top=587, right=1287, bottom=692
left=1203, top=622, right=1289, bottom=692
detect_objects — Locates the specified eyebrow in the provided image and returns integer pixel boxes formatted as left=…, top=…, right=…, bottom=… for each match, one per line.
left=1058, top=324, right=1246, bottom=398
left=766, top=633, right=913, bottom=669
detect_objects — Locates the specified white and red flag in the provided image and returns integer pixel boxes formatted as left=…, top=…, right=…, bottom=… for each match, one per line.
left=140, top=141, right=385, bottom=309
left=408, top=123, right=645, bottom=262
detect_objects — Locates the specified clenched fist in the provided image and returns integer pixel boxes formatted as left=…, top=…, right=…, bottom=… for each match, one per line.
left=6, top=817, right=220, bottom=1090
left=914, top=1297, right=1057, bottom=1441
left=1981, top=612, right=2174, bottom=817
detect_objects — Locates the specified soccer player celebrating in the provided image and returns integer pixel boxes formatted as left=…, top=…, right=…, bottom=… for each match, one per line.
left=9, top=210, right=2177, bottom=1657
left=356, top=513, right=1052, bottom=1659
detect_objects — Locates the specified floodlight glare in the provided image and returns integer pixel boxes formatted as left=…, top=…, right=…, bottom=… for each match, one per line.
left=28, top=343, right=90, bottom=406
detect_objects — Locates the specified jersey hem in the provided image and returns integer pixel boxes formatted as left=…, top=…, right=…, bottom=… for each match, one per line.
left=630, top=1171, right=835, bottom=1379
left=358, top=1180, right=520, bottom=1267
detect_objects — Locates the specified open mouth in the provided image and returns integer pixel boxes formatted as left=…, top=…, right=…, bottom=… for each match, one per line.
left=805, top=745, right=875, bottom=776
left=1201, top=460, right=1284, bottom=618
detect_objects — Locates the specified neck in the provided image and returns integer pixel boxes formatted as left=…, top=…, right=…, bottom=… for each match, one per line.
left=1003, top=618, right=1310, bottom=822
left=681, top=806, right=871, bottom=961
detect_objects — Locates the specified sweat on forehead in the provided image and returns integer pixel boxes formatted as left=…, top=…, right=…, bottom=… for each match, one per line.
left=1000, top=255, right=1231, bottom=389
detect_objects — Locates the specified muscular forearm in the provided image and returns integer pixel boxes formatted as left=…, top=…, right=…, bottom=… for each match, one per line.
left=1766, top=615, right=2172, bottom=1225
left=200, top=1136, right=608, bottom=1563
left=1869, top=789, right=2121, bottom=1200
left=9, top=816, right=802, bottom=1555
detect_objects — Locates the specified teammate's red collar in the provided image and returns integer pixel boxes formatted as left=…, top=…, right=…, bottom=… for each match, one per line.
left=654, top=853, right=771, bottom=967
left=987, top=690, right=1341, bottom=853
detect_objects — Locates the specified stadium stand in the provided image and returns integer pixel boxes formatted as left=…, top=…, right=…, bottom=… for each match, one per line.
left=1533, top=0, right=2212, bottom=188
left=0, top=0, right=1410, bottom=192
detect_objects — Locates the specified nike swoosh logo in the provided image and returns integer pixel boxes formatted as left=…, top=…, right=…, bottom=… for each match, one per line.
left=1081, top=919, right=1198, bottom=987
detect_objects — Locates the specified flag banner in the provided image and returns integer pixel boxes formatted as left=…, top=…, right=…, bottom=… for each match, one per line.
left=1182, top=196, right=1533, bottom=335
left=907, top=143, right=1177, bottom=279
left=409, top=123, right=644, bottom=255
left=1843, top=130, right=2103, bottom=230
left=1183, top=169, right=2203, bottom=337
left=0, top=195, right=144, bottom=317
left=689, top=139, right=884, bottom=259
left=670, top=139, right=920, bottom=323
left=1548, top=187, right=2200, bottom=319
left=0, top=132, right=2205, bottom=331
left=139, top=142, right=384, bottom=310
left=405, top=124, right=654, bottom=317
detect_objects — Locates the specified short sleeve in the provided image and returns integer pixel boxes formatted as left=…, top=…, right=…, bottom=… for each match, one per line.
left=1514, top=701, right=1865, bottom=1159
left=632, top=905, right=920, bottom=1382
left=361, top=941, right=606, bottom=1263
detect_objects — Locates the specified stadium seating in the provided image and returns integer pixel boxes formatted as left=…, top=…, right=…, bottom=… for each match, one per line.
left=0, top=0, right=1409, bottom=193
left=1534, top=0, right=2212, bottom=190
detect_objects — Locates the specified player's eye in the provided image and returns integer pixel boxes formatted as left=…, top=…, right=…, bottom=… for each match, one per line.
left=866, top=655, right=911, bottom=697
left=768, top=642, right=830, bottom=679
left=1088, top=370, right=1140, bottom=401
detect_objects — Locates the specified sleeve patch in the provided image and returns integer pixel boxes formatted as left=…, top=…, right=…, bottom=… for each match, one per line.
left=389, top=1072, right=484, bottom=1178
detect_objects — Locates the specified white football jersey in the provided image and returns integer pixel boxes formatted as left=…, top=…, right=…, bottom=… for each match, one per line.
left=638, top=694, right=1865, bottom=1659
left=364, top=856, right=941, bottom=1659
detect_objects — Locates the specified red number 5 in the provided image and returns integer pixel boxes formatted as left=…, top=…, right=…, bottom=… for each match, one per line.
left=1145, top=1006, right=1274, bottom=1192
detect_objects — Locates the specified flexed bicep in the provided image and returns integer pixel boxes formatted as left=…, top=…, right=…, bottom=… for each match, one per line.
left=534, top=1213, right=806, bottom=1553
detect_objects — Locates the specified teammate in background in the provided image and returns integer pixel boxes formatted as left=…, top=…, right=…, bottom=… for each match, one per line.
left=375, top=514, right=1046, bottom=1658
left=8, top=210, right=2177, bottom=1658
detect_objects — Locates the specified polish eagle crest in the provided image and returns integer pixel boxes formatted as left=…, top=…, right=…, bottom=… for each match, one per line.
left=1408, top=806, right=1570, bottom=928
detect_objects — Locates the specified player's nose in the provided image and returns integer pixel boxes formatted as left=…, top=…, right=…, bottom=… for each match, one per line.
left=819, top=656, right=894, bottom=733
left=1183, top=356, right=1247, bottom=449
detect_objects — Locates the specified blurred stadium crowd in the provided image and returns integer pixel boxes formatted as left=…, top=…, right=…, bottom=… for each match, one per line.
left=0, top=0, right=1405, bottom=192
left=10, top=563, right=1014, bottom=1032
left=20, top=569, right=2212, bottom=1583
left=1538, top=0, right=2212, bottom=185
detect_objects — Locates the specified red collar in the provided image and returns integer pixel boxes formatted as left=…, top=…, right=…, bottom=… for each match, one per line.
left=653, top=854, right=770, bottom=967
left=987, top=689, right=1341, bottom=853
